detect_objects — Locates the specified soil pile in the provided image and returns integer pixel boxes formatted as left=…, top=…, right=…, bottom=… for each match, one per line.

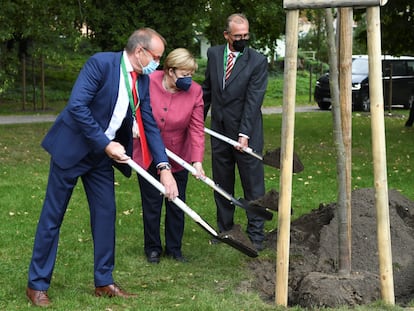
left=249, top=188, right=414, bottom=308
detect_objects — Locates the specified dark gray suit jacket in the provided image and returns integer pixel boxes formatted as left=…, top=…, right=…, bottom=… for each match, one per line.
left=202, top=44, right=268, bottom=151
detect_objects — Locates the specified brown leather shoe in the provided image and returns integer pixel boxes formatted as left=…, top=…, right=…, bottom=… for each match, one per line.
left=26, top=287, right=51, bottom=307
left=95, top=283, right=137, bottom=298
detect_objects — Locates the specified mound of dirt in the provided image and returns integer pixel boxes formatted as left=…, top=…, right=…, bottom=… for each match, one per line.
left=249, top=188, right=414, bottom=308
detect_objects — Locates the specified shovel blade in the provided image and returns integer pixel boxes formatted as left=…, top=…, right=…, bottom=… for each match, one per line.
left=263, top=147, right=304, bottom=173
left=236, top=198, right=274, bottom=220
left=217, top=235, right=258, bottom=258
left=249, top=189, right=279, bottom=212
left=196, top=223, right=258, bottom=258
left=217, top=224, right=258, bottom=258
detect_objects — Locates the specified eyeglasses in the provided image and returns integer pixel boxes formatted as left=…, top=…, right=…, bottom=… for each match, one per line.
left=227, top=32, right=250, bottom=40
left=142, top=47, right=161, bottom=62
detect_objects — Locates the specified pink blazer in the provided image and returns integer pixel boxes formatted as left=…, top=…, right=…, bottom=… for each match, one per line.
left=133, top=70, right=205, bottom=172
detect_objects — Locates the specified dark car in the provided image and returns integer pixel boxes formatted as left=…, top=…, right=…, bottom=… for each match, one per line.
left=314, top=55, right=414, bottom=111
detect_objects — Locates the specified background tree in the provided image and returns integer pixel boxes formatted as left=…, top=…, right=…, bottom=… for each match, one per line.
left=203, top=0, right=285, bottom=65
left=83, top=0, right=208, bottom=55
left=354, top=1, right=414, bottom=56
left=0, top=0, right=78, bottom=108
left=381, top=0, right=414, bottom=56
left=299, top=9, right=327, bottom=63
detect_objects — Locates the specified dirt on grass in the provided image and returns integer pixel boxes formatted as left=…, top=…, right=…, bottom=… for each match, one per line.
left=246, top=188, right=414, bottom=308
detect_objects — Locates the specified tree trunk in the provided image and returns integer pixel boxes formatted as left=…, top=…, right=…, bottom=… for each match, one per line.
left=325, top=8, right=349, bottom=275
left=32, top=57, right=36, bottom=111
left=41, top=55, right=45, bottom=110
left=22, top=55, right=26, bottom=111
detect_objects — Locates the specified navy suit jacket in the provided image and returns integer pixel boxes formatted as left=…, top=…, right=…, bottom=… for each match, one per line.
left=41, top=51, right=168, bottom=177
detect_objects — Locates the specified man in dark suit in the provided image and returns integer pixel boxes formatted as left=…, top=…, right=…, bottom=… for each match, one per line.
left=202, top=13, right=268, bottom=251
left=26, top=28, right=178, bottom=307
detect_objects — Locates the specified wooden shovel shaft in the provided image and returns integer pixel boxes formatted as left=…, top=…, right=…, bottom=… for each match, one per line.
left=204, top=127, right=263, bottom=160
left=127, top=158, right=217, bottom=236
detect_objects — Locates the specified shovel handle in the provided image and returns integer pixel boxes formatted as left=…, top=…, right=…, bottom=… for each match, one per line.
left=204, top=127, right=263, bottom=160
left=166, top=149, right=233, bottom=200
left=127, top=158, right=218, bottom=236
left=165, top=149, right=273, bottom=221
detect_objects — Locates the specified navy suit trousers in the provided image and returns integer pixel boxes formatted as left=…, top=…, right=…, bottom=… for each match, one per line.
left=27, top=152, right=116, bottom=290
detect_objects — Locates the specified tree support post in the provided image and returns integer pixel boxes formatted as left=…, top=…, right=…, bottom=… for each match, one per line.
left=366, top=6, right=395, bottom=305
left=275, top=9, right=299, bottom=307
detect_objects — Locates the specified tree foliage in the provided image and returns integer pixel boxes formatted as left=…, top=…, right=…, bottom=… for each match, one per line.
left=353, top=2, right=414, bottom=56
left=82, top=0, right=207, bottom=55
left=0, top=0, right=78, bottom=96
left=380, top=1, right=414, bottom=56
left=203, top=0, right=285, bottom=63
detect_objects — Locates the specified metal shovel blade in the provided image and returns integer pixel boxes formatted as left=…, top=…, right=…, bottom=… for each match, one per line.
left=217, top=234, right=258, bottom=258
left=262, top=147, right=304, bottom=173
left=217, top=224, right=258, bottom=258
left=248, top=189, right=279, bottom=212
left=197, top=223, right=258, bottom=258
left=236, top=197, right=274, bottom=220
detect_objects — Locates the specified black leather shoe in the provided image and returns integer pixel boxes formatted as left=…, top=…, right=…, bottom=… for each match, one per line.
left=147, top=251, right=160, bottom=264
left=167, top=254, right=188, bottom=263
left=253, top=242, right=265, bottom=252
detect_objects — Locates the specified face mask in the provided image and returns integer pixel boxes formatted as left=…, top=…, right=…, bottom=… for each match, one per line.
left=232, top=39, right=248, bottom=52
left=142, top=59, right=159, bottom=75
left=175, top=76, right=192, bottom=91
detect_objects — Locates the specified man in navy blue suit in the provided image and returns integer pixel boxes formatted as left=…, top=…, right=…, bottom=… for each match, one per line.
left=26, top=28, right=178, bottom=307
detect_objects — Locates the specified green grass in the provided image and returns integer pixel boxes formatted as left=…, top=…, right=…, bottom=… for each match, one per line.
left=1, top=111, right=413, bottom=310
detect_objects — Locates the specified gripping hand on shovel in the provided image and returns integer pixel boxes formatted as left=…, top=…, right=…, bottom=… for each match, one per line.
left=159, top=169, right=179, bottom=201
left=105, top=141, right=130, bottom=163
left=191, top=161, right=205, bottom=178
left=105, top=142, right=178, bottom=200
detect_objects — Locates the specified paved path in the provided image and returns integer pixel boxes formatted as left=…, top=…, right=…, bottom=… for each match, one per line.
left=0, top=114, right=57, bottom=125
left=0, top=106, right=322, bottom=125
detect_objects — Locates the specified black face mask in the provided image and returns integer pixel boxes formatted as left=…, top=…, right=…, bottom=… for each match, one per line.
left=232, top=39, right=248, bottom=52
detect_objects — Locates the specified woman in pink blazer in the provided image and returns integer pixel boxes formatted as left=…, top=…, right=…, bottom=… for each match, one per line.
left=133, top=48, right=205, bottom=263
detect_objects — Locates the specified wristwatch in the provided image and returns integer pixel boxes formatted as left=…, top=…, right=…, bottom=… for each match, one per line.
left=157, top=163, right=172, bottom=174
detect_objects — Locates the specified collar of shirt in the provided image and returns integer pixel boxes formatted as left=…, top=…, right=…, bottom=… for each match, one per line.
left=123, top=50, right=134, bottom=75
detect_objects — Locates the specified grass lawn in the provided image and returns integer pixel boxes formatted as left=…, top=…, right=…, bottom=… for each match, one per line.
left=0, top=110, right=413, bottom=310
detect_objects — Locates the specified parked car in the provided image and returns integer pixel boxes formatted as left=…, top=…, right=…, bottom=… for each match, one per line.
left=314, top=55, right=414, bottom=111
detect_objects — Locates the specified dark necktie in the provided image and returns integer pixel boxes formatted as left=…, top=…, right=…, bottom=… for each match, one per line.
left=225, top=52, right=235, bottom=81
left=131, top=71, right=152, bottom=169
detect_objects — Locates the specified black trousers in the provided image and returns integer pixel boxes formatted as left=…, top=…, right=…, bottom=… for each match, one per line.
left=406, top=104, right=414, bottom=127
left=137, top=163, right=188, bottom=257
left=211, top=138, right=265, bottom=243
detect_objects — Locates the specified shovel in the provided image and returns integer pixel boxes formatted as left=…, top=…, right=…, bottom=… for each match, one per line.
left=165, top=148, right=273, bottom=221
left=204, top=127, right=304, bottom=173
left=127, top=158, right=258, bottom=258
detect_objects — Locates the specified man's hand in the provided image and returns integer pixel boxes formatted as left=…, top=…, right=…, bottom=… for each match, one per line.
left=236, top=136, right=249, bottom=151
left=160, top=170, right=178, bottom=200
left=104, top=142, right=130, bottom=163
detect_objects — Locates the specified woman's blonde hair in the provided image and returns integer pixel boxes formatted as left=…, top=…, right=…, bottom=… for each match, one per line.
left=163, top=48, right=198, bottom=73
